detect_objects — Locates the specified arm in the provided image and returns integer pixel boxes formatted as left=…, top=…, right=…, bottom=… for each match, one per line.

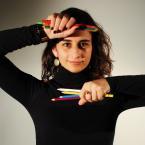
left=0, top=14, right=79, bottom=106
left=106, top=75, right=145, bottom=97
left=78, top=75, right=145, bottom=106
left=0, top=24, right=46, bottom=56
left=0, top=25, right=46, bottom=106
left=78, top=78, right=110, bottom=105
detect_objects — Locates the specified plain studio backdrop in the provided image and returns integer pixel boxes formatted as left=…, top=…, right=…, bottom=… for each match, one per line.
left=0, top=0, right=145, bottom=145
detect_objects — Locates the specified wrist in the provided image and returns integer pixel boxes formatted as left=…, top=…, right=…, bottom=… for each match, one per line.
left=102, top=78, right=111, bottom=93
left=36, top=24, right=49, bottom=42
left=93, top=78, right=110, bottom=94
left=29, top=24, right=49, bottom=43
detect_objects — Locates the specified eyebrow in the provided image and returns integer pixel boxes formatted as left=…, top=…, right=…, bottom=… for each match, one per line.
left=61, top=39, right=91, bottom=42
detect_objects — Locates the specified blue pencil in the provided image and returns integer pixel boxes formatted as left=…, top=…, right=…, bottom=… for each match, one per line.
left=59, top=94, right=80, bottom=98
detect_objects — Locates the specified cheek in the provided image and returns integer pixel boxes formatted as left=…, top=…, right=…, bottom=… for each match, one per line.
left=57, top=50, right=67, bottom=62
left=87, top=47, right=93, bottom=59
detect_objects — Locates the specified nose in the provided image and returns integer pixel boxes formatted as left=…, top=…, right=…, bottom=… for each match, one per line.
left=70, top=46, right=82, bottom=59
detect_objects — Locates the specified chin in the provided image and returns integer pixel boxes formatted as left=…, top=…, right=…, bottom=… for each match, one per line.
left=62, top=64, right=88, bottom=73
left=69, top=70, right=81, bottom=73
left=68, top=67, right=86, bottom=73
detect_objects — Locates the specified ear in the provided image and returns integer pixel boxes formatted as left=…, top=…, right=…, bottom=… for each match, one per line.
left=52, top=47, right=58, bottom=57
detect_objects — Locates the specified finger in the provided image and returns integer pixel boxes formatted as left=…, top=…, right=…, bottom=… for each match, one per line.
left=96, top=87, right=104, bottom=101
left=84, top=91, right=92, bottom=102
left=47, top=13, right=58, bottom=30
left=91, top=89, right=98, bottom=102
left=53, top=25, right=78, bottom=39
left=78, top=99, right=87, bottom=106
left=78, top=88, right=87, bottom=106
left=53, top=14, right=63, bottom=32
left=61, top=25, right=79, bottom=37
left=58, top=15, right=70, bottom=31
left=43, top=25, right=51, bottom=38
left=66, top=17, right=76, bottom=29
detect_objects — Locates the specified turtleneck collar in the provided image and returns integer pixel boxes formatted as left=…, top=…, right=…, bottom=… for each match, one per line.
left=51, top=65, right=91, bottom=89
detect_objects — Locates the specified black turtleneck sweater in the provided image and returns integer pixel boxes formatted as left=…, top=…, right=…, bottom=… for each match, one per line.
left=1, top=25, right=145, bottom=145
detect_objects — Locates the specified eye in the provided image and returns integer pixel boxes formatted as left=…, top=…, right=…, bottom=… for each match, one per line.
left=80, top=42, right=89, bottom=48
left=62, top=42, right=71, bottom=47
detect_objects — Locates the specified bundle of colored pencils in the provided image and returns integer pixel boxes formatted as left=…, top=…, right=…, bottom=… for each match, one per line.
left=51, top=88, right=113, bottom=101
left=37, top=19, right=98, bottom=32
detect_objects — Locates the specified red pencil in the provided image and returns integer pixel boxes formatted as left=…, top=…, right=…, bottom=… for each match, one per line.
left=40, top=19, right=97, bottom=28
left=74, top=23, right=96, bottom=28
left=42, top=19, right=51, bottom=26
left=51, top=97, right=79, bottom=101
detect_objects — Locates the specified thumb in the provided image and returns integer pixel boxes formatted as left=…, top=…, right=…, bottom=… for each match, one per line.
left=60, top=25, right=79, bottom=38
left=78, top=98, right=86, bottom=106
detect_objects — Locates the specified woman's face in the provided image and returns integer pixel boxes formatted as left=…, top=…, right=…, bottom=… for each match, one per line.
left=52, top=30, right=92, bottom=73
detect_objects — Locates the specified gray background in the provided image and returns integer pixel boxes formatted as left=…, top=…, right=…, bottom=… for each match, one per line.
left=0, top=0, right=145, bottom=145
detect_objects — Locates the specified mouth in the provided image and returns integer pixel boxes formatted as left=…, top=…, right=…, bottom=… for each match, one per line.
left=68, top=60, right=84, bottom=65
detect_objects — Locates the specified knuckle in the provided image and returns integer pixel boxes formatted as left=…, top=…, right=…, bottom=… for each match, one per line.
left=96, top=86, right=102, bottom=91
left=84, top=82, right=90, bottom=86
left=63, top=14, right=70, bottom=19
left=98, top=97, right=103, bottom=101
left=82, top=84, right=87, bottom=89
left=97, top=95, right=104, bottom=101
left=57, top=14, right=63, bottom=19
left=92, top=98, right=97, bottom=101
left=53, top=13, right=59, bottom=17
left=70, top=17, right=76, bottom=22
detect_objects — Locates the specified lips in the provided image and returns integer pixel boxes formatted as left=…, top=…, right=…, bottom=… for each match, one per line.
left=68, top=60, right=84, bottom=65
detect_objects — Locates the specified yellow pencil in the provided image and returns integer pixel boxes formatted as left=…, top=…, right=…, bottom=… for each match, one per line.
left=61, top=92, right=113, bottom=98
left=62, top=91, right=80, bottom=95
left=58, top=89, right=114, bottom=98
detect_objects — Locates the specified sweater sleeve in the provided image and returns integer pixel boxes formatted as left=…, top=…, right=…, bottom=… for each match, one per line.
left=0, top=25, right=42, bottom=55
left=0, top=25, right=44, bottom=107
left=106, top=75, right=145, bottom=97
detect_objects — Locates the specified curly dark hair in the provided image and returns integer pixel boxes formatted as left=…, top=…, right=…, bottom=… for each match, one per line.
left=41, top=7, right=113, bottom=83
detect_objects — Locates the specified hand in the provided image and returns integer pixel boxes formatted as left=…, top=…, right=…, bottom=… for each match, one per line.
left=43, top=13, right=79, bottom=39
left=78, top=78, right=110, bottom=106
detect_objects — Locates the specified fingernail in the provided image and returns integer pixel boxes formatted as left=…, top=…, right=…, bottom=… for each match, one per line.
left=86, top=91, right=91, bottom=94
left=53, top=31, right=57, bottom=34
left=54, top=30, right=61, bottom=33
left=57, top=30, right=61, bottom=33
left=78, top=102, right=83, bottom=106
left=64, top=27, right=68, bottom=30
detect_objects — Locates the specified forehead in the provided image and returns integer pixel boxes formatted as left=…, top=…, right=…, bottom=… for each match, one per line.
left=64, top=30, right=92, bottom=41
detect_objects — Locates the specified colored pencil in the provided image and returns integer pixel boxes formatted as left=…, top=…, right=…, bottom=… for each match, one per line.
left=51, top=94, right=113, bottom=102
left=57, top=88, right=113, bottom=98
left=57, top=88, right=81, bottom=92
left=37, top=20, right=98, bottom=32
left=59, top=94, right=79, bottom=98
left=51, top=89, right=113, bottom=102
left=74, top=23, right=96, bottom=28
left=51, top=97, right=79, bottom=101
left=61, top=91, right=80, bottom=95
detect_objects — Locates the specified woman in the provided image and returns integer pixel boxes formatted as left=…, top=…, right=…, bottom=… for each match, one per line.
left=0, top=7, right=145, bottom=145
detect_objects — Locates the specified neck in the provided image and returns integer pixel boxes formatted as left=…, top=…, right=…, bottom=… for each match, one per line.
left=51, top=65, right=91, bottom=89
